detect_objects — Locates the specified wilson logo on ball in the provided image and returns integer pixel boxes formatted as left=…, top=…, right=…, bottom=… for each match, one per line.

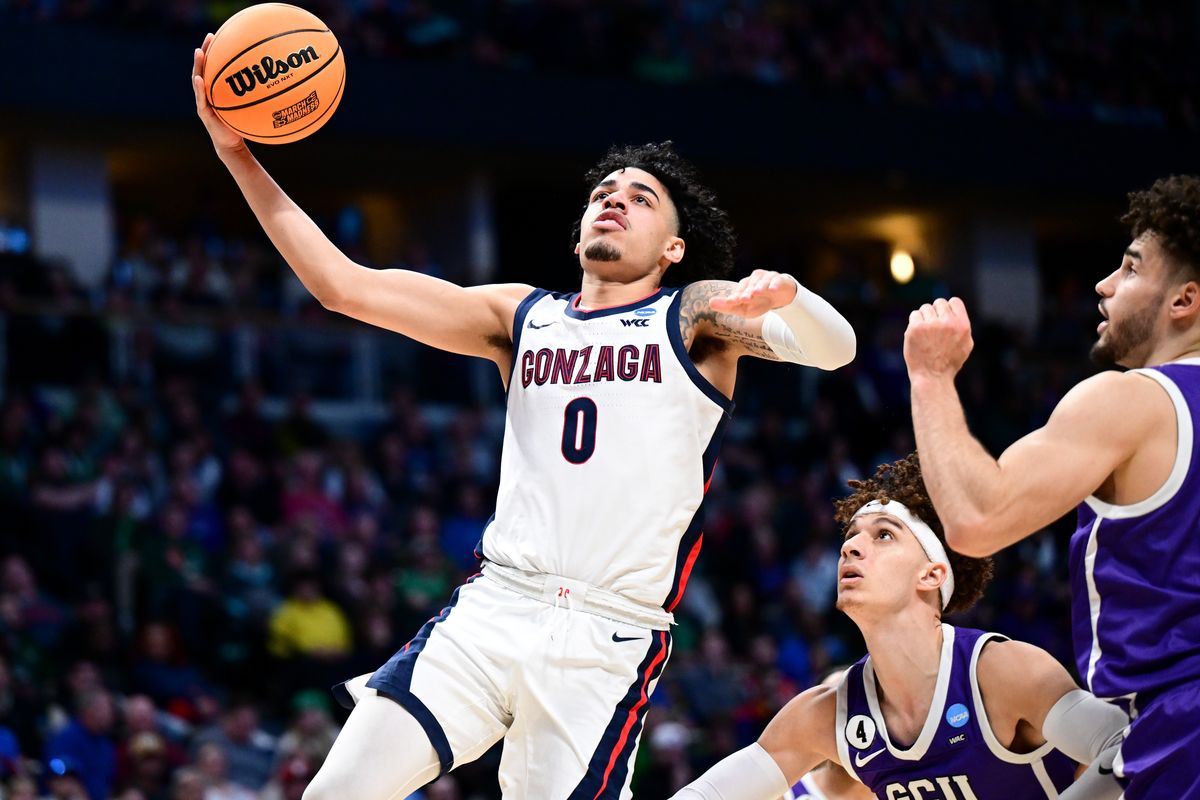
left=224, top=46, right=321, bottom=97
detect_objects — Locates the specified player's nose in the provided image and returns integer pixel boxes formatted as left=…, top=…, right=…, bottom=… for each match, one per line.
left=840, top=534, right=864, bottom=560
left=602, top=193, right=626, bottom=211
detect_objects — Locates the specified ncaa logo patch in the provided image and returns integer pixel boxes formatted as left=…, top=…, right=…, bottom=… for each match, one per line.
left=634, top=307, right=657, bottom=317
left=945, top=703, right=970, bottom=728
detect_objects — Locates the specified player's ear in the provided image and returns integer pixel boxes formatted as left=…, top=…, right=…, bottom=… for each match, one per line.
left=1169, top=279, right=1200, bottom=321
left=660, top=236, right=684, bottom=267
left=919, top=562, right=949, bottom=593
left=575, top=243, right=581, bottom=255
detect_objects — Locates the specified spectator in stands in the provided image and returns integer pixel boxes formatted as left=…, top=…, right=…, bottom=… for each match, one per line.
left=191, top=699, right=275, bottom=791
left=44, top=690, right=117, bottom=800
left=194, top=741, right=255, bottom=800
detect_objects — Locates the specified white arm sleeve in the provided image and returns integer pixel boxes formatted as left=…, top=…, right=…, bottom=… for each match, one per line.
left=671, top=743, right=791, bottom=800
left=760, top=279, right=856, bottom=370
left=1042, top=689, right=1129, bottom=764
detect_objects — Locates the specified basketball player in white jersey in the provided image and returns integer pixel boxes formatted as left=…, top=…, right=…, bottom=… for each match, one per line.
left=192, top=36, right=857, bottom=799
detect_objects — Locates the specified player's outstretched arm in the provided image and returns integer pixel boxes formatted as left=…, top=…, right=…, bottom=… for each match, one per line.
left=679, top=272, right=856, bottom=369
left=978, top=640, right=1128, bottom=800
left=671, top=685, right=840, bottom=800
left=904, top=298, right=1161, bottom=556
left=190, top=36, right=531, bottom=366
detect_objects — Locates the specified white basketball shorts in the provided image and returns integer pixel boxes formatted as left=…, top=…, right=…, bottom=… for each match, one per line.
left=360, top=571, right=673, bottom=799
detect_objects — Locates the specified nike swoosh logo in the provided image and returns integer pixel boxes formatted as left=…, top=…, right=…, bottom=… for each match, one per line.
left=527, top=321, right=557, bottom=329
left=854, top=748, right=885, bottom=768
left=612, top=633, right=643, bottom=643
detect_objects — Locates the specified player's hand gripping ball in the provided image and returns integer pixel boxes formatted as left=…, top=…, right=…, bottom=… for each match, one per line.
left=201, top=3, right=345, bottom=144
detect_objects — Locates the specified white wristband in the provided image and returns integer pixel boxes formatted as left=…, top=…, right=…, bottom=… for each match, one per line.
left=760, top=277, right=856, bottom=370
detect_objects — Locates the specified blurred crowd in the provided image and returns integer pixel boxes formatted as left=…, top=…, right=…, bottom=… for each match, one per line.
left=0, top=207, right=1097, bottom=798
left=3, top=0, right=1198, bottom=130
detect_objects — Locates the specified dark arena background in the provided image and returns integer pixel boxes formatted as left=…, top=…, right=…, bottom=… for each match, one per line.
left=1, top=1, right=1199, bottom=798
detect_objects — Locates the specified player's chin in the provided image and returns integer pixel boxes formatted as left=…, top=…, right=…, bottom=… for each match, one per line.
left=834, top=590, right=859, bottom=612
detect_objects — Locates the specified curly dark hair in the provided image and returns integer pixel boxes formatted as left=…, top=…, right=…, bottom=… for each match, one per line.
left=1122, top=175, right=1200, bottom=280
left=572, top=141, right=735, bottom=286
left=833, top=452, right=994, bottom=617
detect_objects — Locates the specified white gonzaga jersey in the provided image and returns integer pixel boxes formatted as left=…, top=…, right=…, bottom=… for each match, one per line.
left=477, top=286, right=733, bottom=610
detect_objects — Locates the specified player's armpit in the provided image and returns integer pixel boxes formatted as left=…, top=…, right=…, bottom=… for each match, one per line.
left=678, top=280, right=782, bottom=361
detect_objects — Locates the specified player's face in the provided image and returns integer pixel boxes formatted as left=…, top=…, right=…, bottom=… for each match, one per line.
left=836, top=513, right=939, bottom=618
left=1092, top=233, right=1174, bottom=369
left=576, top=168, right=684, bottom=281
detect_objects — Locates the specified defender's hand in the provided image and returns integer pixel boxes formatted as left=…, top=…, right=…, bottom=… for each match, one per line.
left=191, top=33, right=248, bottom=157
left=709, top=270, right=799, bottom=318
left=904, top=297, right=974, bottom=380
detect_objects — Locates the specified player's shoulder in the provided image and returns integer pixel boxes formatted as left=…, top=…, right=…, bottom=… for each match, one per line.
left=976, top=637, right=1049, bottom=678
left=1066, top=367, right=1170, bottom=401
left=1054, top=368, right=1173, bottom=430
left=975, top=637, right=1076, bottom=711
left=679, top=279, right=738, bottom=300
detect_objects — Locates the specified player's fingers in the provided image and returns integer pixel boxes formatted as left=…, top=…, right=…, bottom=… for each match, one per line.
left=909, top=310, right=922, bottom=326
left=933, top=298, right=952, bottom=319
left=767, top=274, right=784, bottom=291
left=948, top=296, right=968, bottom=319
left=202, top=32, right=215, bottom=54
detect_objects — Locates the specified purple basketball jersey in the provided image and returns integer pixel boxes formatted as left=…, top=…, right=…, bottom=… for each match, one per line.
left=1070, top=361, right=1200, bottom=702
left=836, top=626, right=1075, bottom=799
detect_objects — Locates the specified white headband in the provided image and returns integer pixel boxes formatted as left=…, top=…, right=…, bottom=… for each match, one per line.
left=851, top=500, right=955, bottom=610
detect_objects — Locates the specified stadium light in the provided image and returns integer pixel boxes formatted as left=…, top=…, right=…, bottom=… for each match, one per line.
left=890, top=249, right=915, bottom=284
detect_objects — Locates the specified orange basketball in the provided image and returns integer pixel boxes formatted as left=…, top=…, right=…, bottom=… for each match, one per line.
left=204, top=3, right=345, bottom=144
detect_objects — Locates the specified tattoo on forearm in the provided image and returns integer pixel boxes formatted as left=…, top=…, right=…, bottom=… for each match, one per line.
left=678, top=281, right=781, bottom=361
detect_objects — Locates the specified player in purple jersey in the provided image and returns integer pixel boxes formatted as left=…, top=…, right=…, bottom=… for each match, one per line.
left=671, top=455, right=1126, bottom=800
left=905, top=176, right=1200, bottom=797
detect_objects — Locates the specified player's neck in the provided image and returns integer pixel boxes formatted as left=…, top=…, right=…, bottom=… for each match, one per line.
left=860, top=612, right=944, bottom=730
left=1141, top=334, right=1200, bottom=367
left=577, top=272, right=662, bottom=311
